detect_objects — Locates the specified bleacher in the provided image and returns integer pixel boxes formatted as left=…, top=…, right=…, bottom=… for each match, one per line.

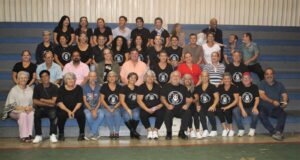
left=0, top=22, right=299, bottom=137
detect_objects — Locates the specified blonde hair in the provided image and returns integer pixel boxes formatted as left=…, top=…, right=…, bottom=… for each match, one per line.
left=181, top=74, right=194, bottom=93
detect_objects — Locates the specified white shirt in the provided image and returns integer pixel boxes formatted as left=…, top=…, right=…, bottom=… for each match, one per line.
left=112, top=27, right=132, bottom=41
left=202, top=43, right=221, bottom=64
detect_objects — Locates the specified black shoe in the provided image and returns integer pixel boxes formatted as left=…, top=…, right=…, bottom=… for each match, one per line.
left=77, top=134, right=85, bottom=141
left=178, top=130, right=188, bottom=140
left=114, top=133, right=119, bottom=139
left=132, top=130, right=140, bottom=139
left=58, top=134, right=65, bottom=141
left=109, top=133, right=115, bottom=139
left=165, top=132, right=172, bottom=140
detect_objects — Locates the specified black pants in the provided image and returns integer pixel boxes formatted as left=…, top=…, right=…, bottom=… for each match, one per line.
left=248, top=63, right=264, bottom=81
left=164, top=107, right=191, bottom=132
left=188, top=104, right=200, bottom=129
left=140, top=108, right=165, bottom=129
left=199, top=106, right=217, bottom=130
left=34, top=107, right=57, bottom=135
left=215, top=108, right=233, bottom=124
left=57, top=109, right=86, bottom=135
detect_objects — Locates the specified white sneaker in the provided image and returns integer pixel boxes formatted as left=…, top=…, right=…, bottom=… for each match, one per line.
left=248, top=128, right=256, bottom=137
left=228, top=130, right=235, bottom=137
left=222, top=129, right=229, bottom=137
left=50, top=134, right=58, bottom=143
left=33, top=135, right=42, bottom=143
left=152, top=131, right=159, bottom=139
left=184, top=131, right=190, bottom=136
left=190, top=130, right=196, bottom=138
left=237, top=130, right=245, bottom=137
left=202, top=130, right=209, bottom=138
left=147, top=131, right=153, bottom=139
left=196, top=132, right=202, bottom=139
left=209, top=131, right=218, bottom=137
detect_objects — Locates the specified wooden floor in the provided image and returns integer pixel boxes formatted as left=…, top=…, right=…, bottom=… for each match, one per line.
left=1, top=134, right=299, bottom=150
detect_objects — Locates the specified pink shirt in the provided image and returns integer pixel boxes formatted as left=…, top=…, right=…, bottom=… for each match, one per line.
left=63, top=61, right=90, bottom=85
left=120, top=60, right=148, bottom=86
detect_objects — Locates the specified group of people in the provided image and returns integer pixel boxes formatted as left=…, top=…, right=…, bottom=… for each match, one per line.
left=3, top=16, right=289, bottom=143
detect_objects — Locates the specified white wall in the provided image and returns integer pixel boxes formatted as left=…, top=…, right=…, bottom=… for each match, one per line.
left=0, top=0, right=300, bottom=26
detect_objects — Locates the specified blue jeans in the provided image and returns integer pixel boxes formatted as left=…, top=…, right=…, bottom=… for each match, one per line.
left=84, top=108, right=105, bottom=136
left=104, top=106, right=122, bottom=133
left=121, top=107, right=140, bottom=122
left=233, top=107, right=259, bottom=130
left=259, top=106, right=287, bottom=134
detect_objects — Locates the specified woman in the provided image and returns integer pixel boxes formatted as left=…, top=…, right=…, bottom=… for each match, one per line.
left=137, top=70, right=164, bottom=139
left=182, top=74, right=201, bottom=139
left=35, top=31, right=54, bottom=65
left=93, top=18, right=113, bottom=46
left=111, top=36, right=129, bottom=66
left=203, top=52, right=225, bottom=86
left=95, top=48, right=120, bottom=84
left=150, top=51, right=174, bottom=87
left=202, top=32, right=221, bottom=64
left=53, top=15, right=75, bottom=45
left=177, top=52, right=202, bottom=85
left=83, top=71, right=105, bottom=140
left=12, top=50, right=36, bottom=87
left=119, top=72, right=141, bottom=139
left=5, top=71, right=34, bottom=142
left=75, top=16, right=93, bottom=45
left=146, top=35, right=164, bottom=67
left=216, top=72, right=239, bottom=137
left=130, top=34, right=148, bottom=63
left=171, top=23, right=186, bottom=47
left=54, top=34, right=73, bottom=68
left=194, top=71, right=219, bottom=138
left=100, top=71, right=122, bottom=139
left=73, top=32, right=93, bottom=65
left=56, top=72, right=86, bottom=141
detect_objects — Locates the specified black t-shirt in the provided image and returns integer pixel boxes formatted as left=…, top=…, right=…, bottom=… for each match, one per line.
left=73, top=45, right=93, bottom=63
left=130, top=28, right=151, bottom=45
left=33, top=83, right=58, bottom=107
left=92, top=46, right=106, bottom=63
left=120, top=85, right=139, bottom=109
left=100, top=83, right=121, bottom=106
left=93, top=27, right=112, bottom=40
left=151, top=63, right=174, bottom=87
left=112, top=49, right=128, bottom=66
left=56, top=85, right=83, bottom=110
left=146, top=46, right=164, bottom=67
left=194, top=83, right=218, bottom=109
left=161, top=83, right=191, bottom=108
left=75, top=27, right=93, bottom=44
left=130, top=47, right=148, bottom=63
left=54, top=45, right=73, bottom=65
left=35, top=42, right=54, bottom=65
left=238, top=84, right=259, bottom=108
left=137, top=83, right=161, bottom=108
left=103, top=63, right=112, bottom=83
left=217, top=84, right=238, bottom=108
left=150, top=29, right=170, bottom=46
left=53, top=26, right=75, bottom=44
left=225, top=63, right=249, bottom=88
left=166, top=46, right=183, bottom=62
left=12, top=62, right=37, bottom=85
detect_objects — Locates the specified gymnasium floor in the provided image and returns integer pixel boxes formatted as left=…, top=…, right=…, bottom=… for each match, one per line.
left=0, top=134, right=299, bottom=160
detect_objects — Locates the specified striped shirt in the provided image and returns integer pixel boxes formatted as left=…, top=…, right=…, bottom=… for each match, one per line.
left=203, top=63, right=225, bottom=86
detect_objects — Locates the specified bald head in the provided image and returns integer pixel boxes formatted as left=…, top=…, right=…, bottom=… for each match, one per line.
left=209, top=18, right=218, bottom=29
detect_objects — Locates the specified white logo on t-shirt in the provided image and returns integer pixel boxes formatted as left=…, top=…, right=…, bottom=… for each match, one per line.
left=200, top=93, right=211, bottom=104
left=62, top=52, right=71, bottom=61
left=220, top=94, right=231, bottom=105
left=170, top=54, right=179, bottom=61
left=114, top=54, right=123, bottom=63
left=233, top=72, right=242, bottom=82
left=145, top=93, right=159, bottom=101
left=168, top=91, right=183, bottom=105
left=108, top=94, right=119, bottom=105
left=129, top=93, right=137, bottom=101
left=158, top=72, right=169, bottom=83
left=242, top=92, right=253, bottom=103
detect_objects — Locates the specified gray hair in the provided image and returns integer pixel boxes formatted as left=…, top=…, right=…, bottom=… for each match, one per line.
left=181, top=74, right=194, bottom=93
left=17, top=71, right=30, bottom=80
left=63, top=72, right=77, bottom=83
left=143, top=70, right=157, bottom=83
left=43, top=30, right=51, bottom=36
left=107, top=71, right=119, bottom=81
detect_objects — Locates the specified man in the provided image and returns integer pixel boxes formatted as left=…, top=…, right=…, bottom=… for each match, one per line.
left=130, top=17, right=151, bottom=46
left=92, top=35, right=107, bottom=64
left=32, top=70, right=58, bottom=143
left=224, top=34, right=239, bottom=64
left=225, top=51, right=249, bottom=88
left=112, top=16, right=132, bottom=44
left=150, top=17, right=170, bottom=47
left=259, top=68, right=288, bottom=141
left=35, top=31, right=54, bottom=65
left=36, top=51, right=63, bottom=85
left=161, top=71, right=192, bottom=140
left=63, top=51, right=90, bottom=86
left=182, top=33, right=205, bottom=65
left=120, top=48, right=148, bottom=86
left=233, top=72, right=260, bottom=137
left=166, top=36, right=183, bottom=68
left=241, top=32, right=264, bottom=80
left=202, top=18, right=224, bottom=62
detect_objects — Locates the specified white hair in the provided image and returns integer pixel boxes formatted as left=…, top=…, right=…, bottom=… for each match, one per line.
left=63, top=72, right=77, bottom=83
left=17, top=71, right=29, bottom=80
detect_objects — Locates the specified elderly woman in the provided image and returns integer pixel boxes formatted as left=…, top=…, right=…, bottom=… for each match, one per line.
left=5, top=71, right=34, bottom=142
left=100, top=71, right=122, bottom=139
left=56, top=72, right=86, bottom=141
left=203, top=52, right=225, bottom=86
left=137, top=70, right=164, bottom=139
left=12, top=50, right=37, bottom=87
